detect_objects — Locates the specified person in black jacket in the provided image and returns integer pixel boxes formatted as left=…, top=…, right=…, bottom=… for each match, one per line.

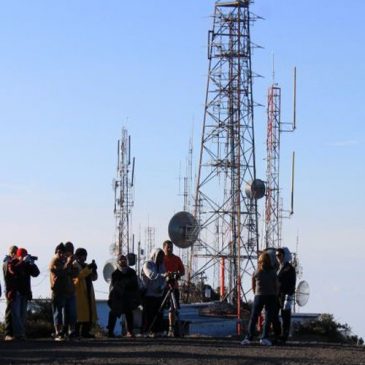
left=107, top=254, right=140, bottom=337
left=274, top=247, right=296, bottom=343
left=7, top=247, right=40, bottom=340
left=3, top=245, right=18, bottom=341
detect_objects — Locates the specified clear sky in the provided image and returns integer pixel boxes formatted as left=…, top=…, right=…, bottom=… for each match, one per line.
left=0, top=1, right=364, bottom=338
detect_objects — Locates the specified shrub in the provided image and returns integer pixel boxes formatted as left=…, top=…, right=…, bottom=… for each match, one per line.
left=26, top=298, right=54, bottom=338
left=293, top=313, right=363, bottom=345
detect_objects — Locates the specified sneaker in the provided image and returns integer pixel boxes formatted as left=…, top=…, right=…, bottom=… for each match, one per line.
left=4, top=335, right=15, bottom=341
left=125, top=332, right=135, bottom=338
left=168, top=330, right=175, bottom=338
left=240, top=338, right=251, bottom=346
left=260, top=338, right=272, bottom=346
left=54, top=335, right=65, bottom=342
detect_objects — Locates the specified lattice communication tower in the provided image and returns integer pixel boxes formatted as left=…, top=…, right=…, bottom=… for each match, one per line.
left=144, top=226, right=156, bottom=257
left=113, top=128, right=135, bottom=256
left=192, top=0, right=264, bottom=319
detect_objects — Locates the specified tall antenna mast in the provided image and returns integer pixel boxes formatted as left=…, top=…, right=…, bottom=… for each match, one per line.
left=264, top=68, right=297, bottom=248
left=265, top=84, right=281, bottom=248
left=113, top=127, right=135, bottom=256
left=191, top=0, right=264, bottom=333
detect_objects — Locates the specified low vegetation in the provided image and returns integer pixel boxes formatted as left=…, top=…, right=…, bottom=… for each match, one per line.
left=292, top=313, right=363, bottom=345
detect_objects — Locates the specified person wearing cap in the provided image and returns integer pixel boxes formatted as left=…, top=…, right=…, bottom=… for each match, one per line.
left=7, top=247, right=40, bottom=340
left=162, top=240, right=185, bottom=337
left=73, top=248, right=98, bottom=338
left=274, top=247, right=296, bottom=344
left=107, top=254, right=140, bottom=338
left=49, top=242, right=78, bottom=341
left=3, top=245, right=18, bottom=340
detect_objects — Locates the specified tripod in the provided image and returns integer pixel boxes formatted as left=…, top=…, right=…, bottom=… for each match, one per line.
left=147, top=282, right=179, bottom=335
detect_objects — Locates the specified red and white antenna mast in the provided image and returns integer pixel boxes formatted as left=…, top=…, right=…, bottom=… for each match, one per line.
left=265, top=67, right=296, bottom=249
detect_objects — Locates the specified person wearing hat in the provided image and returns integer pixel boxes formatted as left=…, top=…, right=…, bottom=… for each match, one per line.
left=73, top=248, right=98, bottom=338
left=7, top=247, right=40, bottom=340
left=107, top=254, right=140, bottom=338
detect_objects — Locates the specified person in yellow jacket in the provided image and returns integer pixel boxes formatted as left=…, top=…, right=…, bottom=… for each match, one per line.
left=73, top=248, right=98, bottom=338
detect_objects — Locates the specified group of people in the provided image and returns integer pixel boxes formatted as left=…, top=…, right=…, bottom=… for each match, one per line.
left=2, top=241, right=98, bottom=341
left=49, top=242, right=98, bottom=341
left=1, top=239, right=185, bottom=341
left=241, top=247, right=296, bottom=346
left=107, top=240, right=185, bottom=338
left=1, top=240, right=295, bottom=344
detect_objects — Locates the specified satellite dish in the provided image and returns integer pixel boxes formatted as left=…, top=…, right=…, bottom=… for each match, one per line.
left=103, top=259, right=118, bottom=283
left=296, top=280, right=310, bottom=307
left=245, top=179, right=265, bottom=199
left=168, top=211, right=200, bottom=249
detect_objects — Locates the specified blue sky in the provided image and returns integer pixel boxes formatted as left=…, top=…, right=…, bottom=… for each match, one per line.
left=0, top=1, right=364, bottom=339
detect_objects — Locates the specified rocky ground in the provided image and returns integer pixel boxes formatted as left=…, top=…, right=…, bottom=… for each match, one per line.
left=0, top=337, right=364, bottom=365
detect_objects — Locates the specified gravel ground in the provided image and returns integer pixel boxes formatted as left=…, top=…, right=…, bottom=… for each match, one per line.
left=0, top=337, right=364, bottom=365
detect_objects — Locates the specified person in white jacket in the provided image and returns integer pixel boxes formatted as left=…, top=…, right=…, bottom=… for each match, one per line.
left=141, top=248, right=167, bottom=336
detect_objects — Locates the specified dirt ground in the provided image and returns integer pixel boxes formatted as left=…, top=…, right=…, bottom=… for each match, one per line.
left=0, top=337, right=364, bottom=365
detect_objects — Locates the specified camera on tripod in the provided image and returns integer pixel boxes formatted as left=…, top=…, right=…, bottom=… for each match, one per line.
left=165, top=271, right=180, bottom=285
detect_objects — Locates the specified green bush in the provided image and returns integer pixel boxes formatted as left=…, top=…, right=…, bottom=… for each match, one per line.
left=26, top=299, right=54, bottom=338
left=0, top=298, right=54, bottom=338
left=293, top=313, right=363, bottom=345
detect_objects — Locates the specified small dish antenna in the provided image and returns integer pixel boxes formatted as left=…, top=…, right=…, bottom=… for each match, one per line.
left=103, top=259, right=118, bottom=283
left=296, top=280, right=310, bottom=307
left=168, top=211, right=200, bottom=249
left=245, top=179, right=266, bottom=199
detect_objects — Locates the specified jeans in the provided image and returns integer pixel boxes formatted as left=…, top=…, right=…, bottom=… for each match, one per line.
left=4, top=300, right=13, bottom=336
left=272, top=298, right=292, bottom=341
left=52, top=296, right=66, bottom=326
left=246, top=295, right=277, bottom=340
left=11, top=292, right=28, bottom=338
left=64, top=294, right=77, bottom=329
left=279, top=308, right=292, bottom=341
left=52, top=294, right=77, bottom=334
